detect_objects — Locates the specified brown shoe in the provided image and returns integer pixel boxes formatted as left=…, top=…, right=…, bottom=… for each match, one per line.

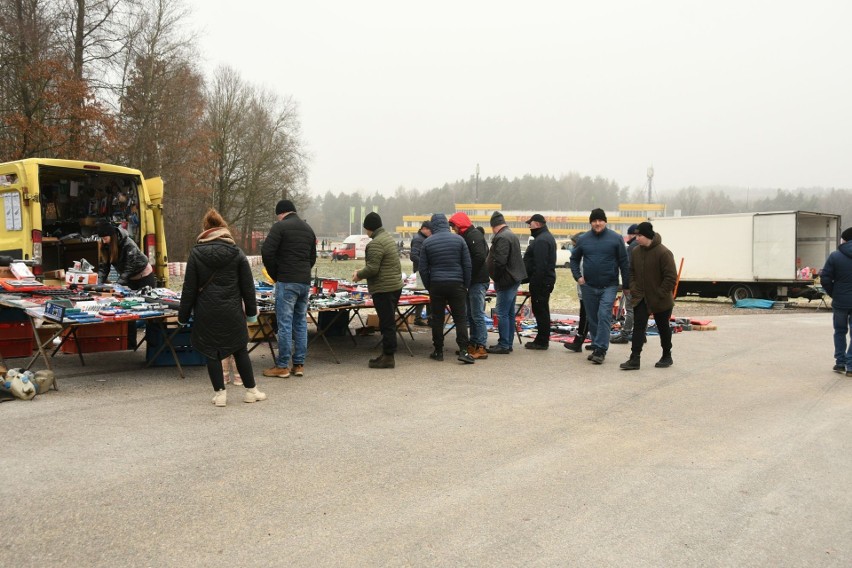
left=263, top=366, right=291, bottom=378
left=470, top=344, right=488, bottom=360
left=291, top=364, right=304, bottom=377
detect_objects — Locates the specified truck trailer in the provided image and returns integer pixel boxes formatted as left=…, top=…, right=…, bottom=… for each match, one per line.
left=650, top=210, right=840, bottom=302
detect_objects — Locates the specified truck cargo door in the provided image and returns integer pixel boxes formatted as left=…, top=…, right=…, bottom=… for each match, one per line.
left=753, top=213, right=795, bottom=280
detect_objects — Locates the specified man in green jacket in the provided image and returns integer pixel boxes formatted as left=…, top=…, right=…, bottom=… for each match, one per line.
left=620, top=222, right=678, bottom=370
left=352, top=212, right=403, bottom=368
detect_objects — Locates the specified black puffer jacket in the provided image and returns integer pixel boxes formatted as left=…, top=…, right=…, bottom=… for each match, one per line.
left=179, top=232, right=258, bottom=359
left=261, top=213, right=317, bottom=284
left=97, top=227, right=150, bottom=285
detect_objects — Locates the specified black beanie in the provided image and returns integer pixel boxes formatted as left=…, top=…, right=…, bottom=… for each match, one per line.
left=490, top=211, right=506, bottom=227
left=275, top=199, right=296, bottom=215
left=420, top=221, right=432, bottom=231
left=637, top=221, right=655, bottom=239
left=589, top=208, right=607, bottom=223
left=97, top=222, right=116, bottom=237
left=363, top=212, right=382, bottom=231
left=842, top=227, right=852, bottom=242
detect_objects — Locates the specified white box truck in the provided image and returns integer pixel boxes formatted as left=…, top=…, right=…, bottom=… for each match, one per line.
left=650, top=211, right=840, bottom=301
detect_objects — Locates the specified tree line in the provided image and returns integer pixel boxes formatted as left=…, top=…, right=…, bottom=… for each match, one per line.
left=304, top=175, right=852, bottom=239
left=0, top=0, right=308, bottom=259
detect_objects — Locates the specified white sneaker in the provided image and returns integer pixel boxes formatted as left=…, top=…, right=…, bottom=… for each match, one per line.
left=212, top=389, right=227, bottom=407
left=244, top=387, right=267, bottom=403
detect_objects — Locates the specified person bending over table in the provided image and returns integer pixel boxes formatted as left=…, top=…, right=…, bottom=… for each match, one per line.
left=178, top=208, right=266, bottom=407
left=96, top=222, right=156, bottom=290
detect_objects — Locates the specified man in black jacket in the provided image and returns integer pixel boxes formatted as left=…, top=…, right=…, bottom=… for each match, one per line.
left=449, top=212, right=490, bottom=359
left=523, top=214, right=557, bottom=349
left=261, top=199, right=317, bottom=378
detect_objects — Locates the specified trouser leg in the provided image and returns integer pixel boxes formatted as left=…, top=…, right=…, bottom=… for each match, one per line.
left=232, top=347, right=256, bottom=389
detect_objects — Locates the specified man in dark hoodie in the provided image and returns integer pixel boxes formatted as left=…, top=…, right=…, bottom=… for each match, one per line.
left=449, top=212, right=490, bottom=359
left=821, top=227, right=852, bottom=376
left=419, top=213, right=475, bottom=364
left=409, top=220, right=432, bottom=325
left=523, top=214, right=557, bottom=350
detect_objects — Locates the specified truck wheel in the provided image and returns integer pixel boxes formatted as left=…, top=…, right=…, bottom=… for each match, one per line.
left=729, top=284, right=753, bottom=302
left=763, top=287, right=778, bottom=301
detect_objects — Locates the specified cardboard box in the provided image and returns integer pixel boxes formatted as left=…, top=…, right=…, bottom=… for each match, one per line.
left=65, top=271, right=98, bottom=285
left=366, top=313, right=413, bottom=329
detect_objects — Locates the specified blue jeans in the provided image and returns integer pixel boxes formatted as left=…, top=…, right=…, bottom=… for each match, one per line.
left=494, top=283, right=520, bottom=349
left=275, top=282, right=310, bottom=368
left=582, top=284, right=618, bottom=352
left=467, top=282, right=489, bottom=347
left=833, top=307, right=852, bottom=370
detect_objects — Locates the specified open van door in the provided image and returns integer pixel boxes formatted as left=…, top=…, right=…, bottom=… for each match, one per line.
left=142, top=176, right=169, bottom=286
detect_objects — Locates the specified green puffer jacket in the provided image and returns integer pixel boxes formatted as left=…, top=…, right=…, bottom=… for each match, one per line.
left=356, top=227, right=403, bottom=294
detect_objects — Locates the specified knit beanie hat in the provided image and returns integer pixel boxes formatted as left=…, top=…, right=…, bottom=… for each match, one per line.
left=96, top=222, right=116, bottom=237
left=363, top=212, right=382, bottom=231
left=627, top=223, right=640, bottom=235
left=275, top=199, right=296, bottom=215
left=637, top=222, right=655, bottom=239
left=589, top=208, right=607, bottom=223
left=420, top=221, right=432, bottom=231
left=842, top=227, right=852, bottom=242
left=490, top=211, right=506, bottom=227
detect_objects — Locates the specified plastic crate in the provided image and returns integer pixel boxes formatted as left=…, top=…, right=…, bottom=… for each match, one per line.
left=0, top=321, right=32, bottom=340
left=63, top=321, right=130, bottom=339
left=61, top=335, right=128, bottom=354
left=145, top=326, right=206, bottom=367
left=0, top=338, right=33, bottom=358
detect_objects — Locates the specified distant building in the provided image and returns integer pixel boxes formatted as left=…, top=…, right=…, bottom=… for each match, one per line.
left=396, top=203, right=667, bottom=239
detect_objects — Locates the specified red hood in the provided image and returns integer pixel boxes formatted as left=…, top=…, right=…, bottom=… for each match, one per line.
left=448, top=212, right=473, bottom=234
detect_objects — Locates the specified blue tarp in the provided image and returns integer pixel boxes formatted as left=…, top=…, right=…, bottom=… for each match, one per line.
left=734, top=298, right=776, bottom=309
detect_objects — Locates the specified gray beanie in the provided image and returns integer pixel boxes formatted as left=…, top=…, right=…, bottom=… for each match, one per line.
left=490, top=211, right=506, bottom=227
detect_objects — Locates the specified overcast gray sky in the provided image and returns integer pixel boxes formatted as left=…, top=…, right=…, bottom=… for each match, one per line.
left=187, top=0, right=852, bottom=197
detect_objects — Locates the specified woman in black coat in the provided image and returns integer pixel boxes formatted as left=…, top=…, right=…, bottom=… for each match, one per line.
left=178, top=209, right=265, bottom=407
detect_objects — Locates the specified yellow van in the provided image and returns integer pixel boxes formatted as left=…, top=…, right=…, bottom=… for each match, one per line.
left=0, top=158, right=169, bottom=286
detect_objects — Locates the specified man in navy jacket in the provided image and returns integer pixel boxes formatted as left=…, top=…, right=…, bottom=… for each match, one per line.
left=821, top=227, right=852, bottom=376
left=419, top=213, right=475, bottom=364
left=569, top=208, right=629, bottom=364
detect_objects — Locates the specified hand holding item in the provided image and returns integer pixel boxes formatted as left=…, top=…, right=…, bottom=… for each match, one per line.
left=352, top=271, right=359, bottom=282
left=246, top=315, right=258, bottom=324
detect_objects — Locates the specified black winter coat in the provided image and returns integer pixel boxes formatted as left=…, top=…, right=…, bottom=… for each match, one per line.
left=178, top=237, right=258, bottom=359
left=523, top=225, right=557, bottom=289
left=261, top=213, right=317, bottom=284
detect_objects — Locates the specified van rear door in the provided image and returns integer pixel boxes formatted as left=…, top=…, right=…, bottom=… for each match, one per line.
left=142, top=177, right=169, bottom=286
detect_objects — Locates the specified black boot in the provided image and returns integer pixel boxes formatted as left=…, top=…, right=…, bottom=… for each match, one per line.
left=655, top=352, right=673, bottom=368
left=429, top=350, right=444, bottom=361
left=369, top=354, right=396, bottom=369
left=620, top=356, right=641, bottom=370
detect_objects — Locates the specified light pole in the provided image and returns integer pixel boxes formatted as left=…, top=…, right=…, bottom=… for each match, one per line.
left=647, top=166, right=655, bottom=203
left=475, top=163, right=480, bottom=202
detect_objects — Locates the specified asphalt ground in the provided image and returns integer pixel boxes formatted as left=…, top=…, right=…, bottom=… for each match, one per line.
left=2, top=312, right=851, bottom=567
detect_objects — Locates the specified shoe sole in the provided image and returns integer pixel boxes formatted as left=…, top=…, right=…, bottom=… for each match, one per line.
left=244, top=394, right=267, bottom=403
left=263, top=370, right=290, bottom=378
left=655, top=362, right=673, bottom=368
left=291, top=370, right=304, bottom=377
left=457, top=357, right=475, bottom=364
left=620, top=366, right=640, bottom=370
